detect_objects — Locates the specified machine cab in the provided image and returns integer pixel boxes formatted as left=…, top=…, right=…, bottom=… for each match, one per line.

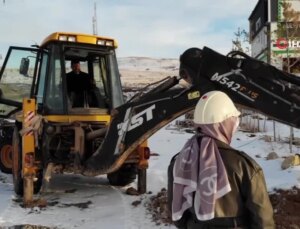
left=0, top=32, right=124, bottom=118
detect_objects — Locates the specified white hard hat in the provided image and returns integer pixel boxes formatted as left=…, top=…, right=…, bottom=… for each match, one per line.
left=194, top=91, right=241, bottom=124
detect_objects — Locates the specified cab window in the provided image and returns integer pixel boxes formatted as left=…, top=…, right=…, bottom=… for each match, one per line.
left=44, top=45, right=64, bottom=113
left=0, top=48, right=36, bottom=102
left=0, top=47, right=38, bottom=117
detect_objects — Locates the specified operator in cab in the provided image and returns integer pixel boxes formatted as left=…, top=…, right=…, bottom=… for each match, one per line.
left=167, top=48, right=275, bottom=229
left=66, top=59, right=106, bottom=108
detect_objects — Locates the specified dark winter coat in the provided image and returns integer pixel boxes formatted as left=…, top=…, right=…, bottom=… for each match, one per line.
left=66, top=71, right=106, bottom=108
left=168, top=137, right=275, bottom=229
left=66, top=71, right=94, bottom=93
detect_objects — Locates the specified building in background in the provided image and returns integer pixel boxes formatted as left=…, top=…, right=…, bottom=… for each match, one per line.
left=249, top=0, right=300, bottom=75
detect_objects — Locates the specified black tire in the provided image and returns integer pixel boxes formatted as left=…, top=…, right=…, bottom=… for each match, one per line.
left=12, top=126, right=43, bottom=196
left=0, top=126, right=13, bottom=174
left=107, top=165, right=137, bottom=186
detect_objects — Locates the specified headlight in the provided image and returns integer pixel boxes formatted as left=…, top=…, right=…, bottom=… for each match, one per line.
left=97, top=39, right=114, bottom=46
left=59, top=35, right=76, bottom=42
left=58, top=35, right=67, bottom=41
left=97, top=39, right=106, bottom=45
left=67, top=36, right=76, bottom=42
left=106, top=40, right=113, bottom=46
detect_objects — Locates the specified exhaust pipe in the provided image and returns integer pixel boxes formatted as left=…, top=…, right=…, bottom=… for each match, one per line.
left=86, top=127, right=107, bottom=141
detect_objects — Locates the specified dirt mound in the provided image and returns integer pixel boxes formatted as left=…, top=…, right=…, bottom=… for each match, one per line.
left=270, top=186, right=300, bottom=229
left=147, top=187, right=300, bottom=228
left=145, top=188, right=172, bottom=226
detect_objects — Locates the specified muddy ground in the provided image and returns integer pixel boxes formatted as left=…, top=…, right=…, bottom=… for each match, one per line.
left=3, top=187, right=300, bottom=228
left=270, top=187, right=300, bottom=228
left=145, top=187, right=300, bottom=228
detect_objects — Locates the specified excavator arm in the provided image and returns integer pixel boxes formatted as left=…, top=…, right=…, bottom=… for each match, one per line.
left=83, top=46, right=300, bottom=175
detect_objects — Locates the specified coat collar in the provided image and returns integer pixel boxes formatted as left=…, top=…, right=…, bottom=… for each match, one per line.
left=196, top=132, right=235, bottom=151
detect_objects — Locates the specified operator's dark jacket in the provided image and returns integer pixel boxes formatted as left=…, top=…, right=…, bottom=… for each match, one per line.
left=168, top=138, right=275, bottom=229
left=66, top=71, right=94, bottom=93
left=66, top=71, right=105, bottom=108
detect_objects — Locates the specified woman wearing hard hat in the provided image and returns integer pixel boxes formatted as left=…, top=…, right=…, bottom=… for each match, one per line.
left=167, top=89, right=275, bottom=228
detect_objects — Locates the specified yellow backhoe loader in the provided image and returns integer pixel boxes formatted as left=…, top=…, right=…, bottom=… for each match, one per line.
left=1, top=32, right=300, bottom=207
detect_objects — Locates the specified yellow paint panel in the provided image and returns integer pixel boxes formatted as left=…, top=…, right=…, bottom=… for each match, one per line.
left=139, top=140, right=148, bottom=147
left=44, top=115, right=111, bottom=123
left=22, top=99, right=36, bottom=176
left=22, top=99, right=35, bottom=154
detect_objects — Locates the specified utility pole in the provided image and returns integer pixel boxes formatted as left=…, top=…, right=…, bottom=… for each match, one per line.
left=92, top=2, right=98, bottom=35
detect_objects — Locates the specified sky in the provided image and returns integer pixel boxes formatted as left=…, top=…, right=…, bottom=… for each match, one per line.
left=0, top=0, right=258, bottom=60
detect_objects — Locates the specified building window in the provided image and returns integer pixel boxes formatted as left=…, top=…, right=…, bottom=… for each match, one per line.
left=256, top=18, right=261, bottom=32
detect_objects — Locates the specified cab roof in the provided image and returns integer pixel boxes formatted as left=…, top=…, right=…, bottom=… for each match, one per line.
left=40, top=32, right=118, bottom=48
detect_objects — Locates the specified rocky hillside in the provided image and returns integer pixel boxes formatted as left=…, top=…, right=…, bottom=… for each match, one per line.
left=118, top=57, right=179, bottom=88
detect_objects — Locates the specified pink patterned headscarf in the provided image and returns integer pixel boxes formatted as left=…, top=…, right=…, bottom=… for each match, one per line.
left=172, top=116, right=239, bottom=221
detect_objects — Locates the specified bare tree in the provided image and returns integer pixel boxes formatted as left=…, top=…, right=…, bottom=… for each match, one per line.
left=232, top=27, right=250, bottom=54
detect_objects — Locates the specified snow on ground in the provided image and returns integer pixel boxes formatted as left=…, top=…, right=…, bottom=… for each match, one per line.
left=231, top=122, right=300, bottom=191
left=0, top=117, right=300, bottom=228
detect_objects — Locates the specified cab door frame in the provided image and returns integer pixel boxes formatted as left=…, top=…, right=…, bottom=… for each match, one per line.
left=0, top=46, right=41, bottom=118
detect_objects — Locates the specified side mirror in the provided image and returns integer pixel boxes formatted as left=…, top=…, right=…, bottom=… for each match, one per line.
left=19, top=57, right=30, bottom=76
